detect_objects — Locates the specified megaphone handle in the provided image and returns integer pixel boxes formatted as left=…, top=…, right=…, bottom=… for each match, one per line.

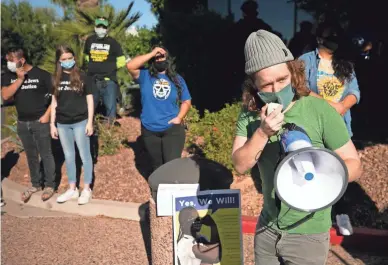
left=276, top=134, right=287, bottom=166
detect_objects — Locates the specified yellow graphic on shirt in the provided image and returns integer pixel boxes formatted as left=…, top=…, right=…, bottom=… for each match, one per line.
left=317, top=58, right=345, bottom=103
left=317, top=76, right=345, bottom=102
left=90, top=43, right=110, bottom=62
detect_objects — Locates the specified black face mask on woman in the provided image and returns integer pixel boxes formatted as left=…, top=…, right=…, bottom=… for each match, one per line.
left=154, top=60, right=169, bottom=72
left=320, top=34, right=340, bottom=53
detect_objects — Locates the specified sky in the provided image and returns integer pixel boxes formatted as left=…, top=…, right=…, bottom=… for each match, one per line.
left=24, top=0, right=158, bottom=28
left=207, top=0, right=314, bottom=41
left=24, top=0, right=313, bottom=41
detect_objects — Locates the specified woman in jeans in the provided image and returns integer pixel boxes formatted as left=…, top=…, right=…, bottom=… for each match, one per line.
left=50, top=45, right=94, bottom=205
left=127, top=47, right=192, bottom=172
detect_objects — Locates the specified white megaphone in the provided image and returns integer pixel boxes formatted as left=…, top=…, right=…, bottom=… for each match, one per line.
left=274, top=123, right=349, bottom=213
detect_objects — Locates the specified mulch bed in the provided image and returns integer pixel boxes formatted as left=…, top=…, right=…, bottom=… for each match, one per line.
left=1, top=116, right=387, bottom=230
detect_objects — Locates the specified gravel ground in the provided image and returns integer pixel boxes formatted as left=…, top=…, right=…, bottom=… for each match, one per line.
left=2, top=214, right=387, bottom=265
left=2, top=116, right=388, bottom=229
left=1, top=215, right=150, bottom=265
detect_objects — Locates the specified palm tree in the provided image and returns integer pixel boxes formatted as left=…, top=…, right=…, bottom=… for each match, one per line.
left=50, top=0, right=75, bottom=16
left=76, top=0, right=99, bottom=9
left=40, top=1, right=141, bottom=73
left=50, top=0, right=103, bottom=15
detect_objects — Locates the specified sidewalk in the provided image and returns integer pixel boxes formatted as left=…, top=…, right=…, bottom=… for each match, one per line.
left=1, top=178, right=146, bottom=221
left=1, top=199, right=76, bottom=218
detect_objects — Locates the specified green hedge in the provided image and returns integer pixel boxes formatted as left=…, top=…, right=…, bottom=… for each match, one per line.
left=185, top=102, right=242, bottom=172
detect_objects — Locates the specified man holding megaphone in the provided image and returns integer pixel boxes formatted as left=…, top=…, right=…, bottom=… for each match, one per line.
left=232, top=30, right=362, bottom=265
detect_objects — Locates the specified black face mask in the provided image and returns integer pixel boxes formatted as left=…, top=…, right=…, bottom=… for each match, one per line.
left=321, top=35, right=339, bottom=52
left=154, top=60, right=168, bottom=72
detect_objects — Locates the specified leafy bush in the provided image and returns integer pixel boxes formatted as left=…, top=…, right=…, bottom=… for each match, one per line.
left=1, top=1, right=58, bottom=66
left=1, top=106, right=23, bottom=152
left=185, top=102, right=242, bottom=172
left=95, top=115, right=126, bottom=156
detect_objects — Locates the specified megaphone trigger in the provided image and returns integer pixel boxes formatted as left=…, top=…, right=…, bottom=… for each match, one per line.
left=291, top=152, right=316, bottom=181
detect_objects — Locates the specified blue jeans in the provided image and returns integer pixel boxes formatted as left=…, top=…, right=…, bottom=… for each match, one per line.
left=93, top=80, right=117, bottom=121
left=57, top=119, right=93, bottom=185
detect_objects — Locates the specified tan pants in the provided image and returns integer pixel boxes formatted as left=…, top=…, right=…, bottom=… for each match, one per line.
left=254, top=225, right=330, bottom=265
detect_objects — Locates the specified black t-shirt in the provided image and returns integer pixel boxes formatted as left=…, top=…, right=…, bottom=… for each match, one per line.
left=84, top=34, right=124, bottom=81
left=1, top=67, right=51, bottom=121
left=55, top=72, right=92, bottom=124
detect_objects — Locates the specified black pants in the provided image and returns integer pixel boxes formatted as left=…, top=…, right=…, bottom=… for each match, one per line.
left=17, top=120, right=55, bottom=188
left=141, top=124, right=186, bottom=172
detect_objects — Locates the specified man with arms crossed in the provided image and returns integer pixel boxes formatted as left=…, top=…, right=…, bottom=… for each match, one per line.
left=231, top=30, right=362, bottom=264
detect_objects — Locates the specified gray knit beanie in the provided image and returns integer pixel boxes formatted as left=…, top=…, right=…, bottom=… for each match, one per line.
left=244, top=30, right=294, bottom=75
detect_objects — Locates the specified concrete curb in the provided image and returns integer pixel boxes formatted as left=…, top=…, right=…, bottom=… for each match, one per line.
left=2, top=178, right=146, bottom=221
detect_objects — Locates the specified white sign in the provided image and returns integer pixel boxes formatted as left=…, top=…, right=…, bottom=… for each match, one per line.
left=156, top=184, right=199, bottom=216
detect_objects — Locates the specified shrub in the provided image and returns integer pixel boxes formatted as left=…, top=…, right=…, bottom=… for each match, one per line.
left=95, top=115, right=126, bottom=156
left=185, top=102, right=242, bottom=172
left=1, top=106, right=23, bottom=152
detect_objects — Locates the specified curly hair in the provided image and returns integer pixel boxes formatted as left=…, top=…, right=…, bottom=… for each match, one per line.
left=241, top=60, right=310, bottom=112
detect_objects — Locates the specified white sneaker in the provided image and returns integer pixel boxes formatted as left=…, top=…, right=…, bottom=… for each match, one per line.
left=78, top=189, right=92, bottom=205
left=57, top=188, right=79, bottom=203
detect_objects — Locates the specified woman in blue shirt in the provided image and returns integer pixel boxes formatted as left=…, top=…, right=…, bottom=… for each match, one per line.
left=127, top=47, right=192, bottom=172
left=299, top=21, right=361, bottom=137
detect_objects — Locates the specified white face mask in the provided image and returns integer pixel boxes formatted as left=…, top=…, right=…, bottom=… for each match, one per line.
left=95, top=27, right=107, bottom=38
left=7, top=61, right=17, bottom=72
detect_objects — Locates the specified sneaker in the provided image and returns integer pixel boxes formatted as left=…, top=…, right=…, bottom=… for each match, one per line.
left=1, top=199, right=5, bottom=207
left=78, top=189, right=92, bottom=205
left=57, top=188, right=79, bottom=203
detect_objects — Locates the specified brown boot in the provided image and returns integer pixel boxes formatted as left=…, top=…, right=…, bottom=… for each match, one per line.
left=149, top=197, right=174, bottom=265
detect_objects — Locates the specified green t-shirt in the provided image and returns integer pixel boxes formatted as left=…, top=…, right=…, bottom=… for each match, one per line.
left=235, top=96, right=350, bottom=234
